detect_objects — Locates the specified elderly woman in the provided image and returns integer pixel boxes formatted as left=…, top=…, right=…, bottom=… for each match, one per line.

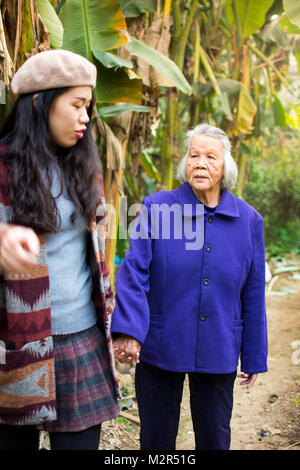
left=111, top=124, right=268, bottom=450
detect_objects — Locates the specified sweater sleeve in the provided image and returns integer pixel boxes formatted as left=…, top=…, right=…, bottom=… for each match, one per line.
left=95, top=173, right=115, bottom=316
left=111, top=197, right=152, bottom=344
left=240, top=215, right=268, bottom=373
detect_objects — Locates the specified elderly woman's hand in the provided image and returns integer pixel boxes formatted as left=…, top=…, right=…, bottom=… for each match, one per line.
left=238, top=372, right=258, bottom=389
left=113, top=334, right=141, bottom=364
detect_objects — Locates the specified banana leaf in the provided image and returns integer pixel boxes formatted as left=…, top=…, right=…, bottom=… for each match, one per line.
left=59, top=0, right=128, bottom=59
left=212, top=93, right=233, bottom=121
left=59, top=1, right=139, bottom=103
left=225, top=0, right=274, bottom=38
left=140, top=151, right=161, bottom=183
left=36, top=0, right=63, bottom=48
left=119, top=0, right=157, bottom=17
left=283, top=0, right=300, bottom=27
left=280, top=13, right=300, bottom=34
left=198, top=78, right=242, bottom=98
left=98, top=103, right=150, bottom=117
left=236, top=85, right=257, bottom=133
left=93, top=49, right=133, bottom=69
left=272, top=93, right=287, bottom=128
left=124, top=36, right=192, bottom=95
left=96, top=62, right=142, bottom=104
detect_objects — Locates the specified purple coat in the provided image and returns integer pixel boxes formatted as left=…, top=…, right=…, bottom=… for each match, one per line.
left=111, top=182, right=268, bottom=374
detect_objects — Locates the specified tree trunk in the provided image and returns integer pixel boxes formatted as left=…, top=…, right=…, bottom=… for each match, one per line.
left=237, top=153, right=248, bottom=199
left=104, top=111, right=132, bottom=286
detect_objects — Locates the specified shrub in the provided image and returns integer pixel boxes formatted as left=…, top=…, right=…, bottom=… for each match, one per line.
left=243, top=131, right=300, bottom=257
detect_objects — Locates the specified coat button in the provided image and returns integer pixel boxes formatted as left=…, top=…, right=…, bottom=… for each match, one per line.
left=203, top=278, right=210, bottom=286
left=207, top=216, right=213, bottom=223
left=200, top=314, right=206, bottom=321
left=205, top=245, right=211, bottom=252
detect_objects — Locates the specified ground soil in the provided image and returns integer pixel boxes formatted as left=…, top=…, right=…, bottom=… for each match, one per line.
left=100, top=258, right=300, bottom=451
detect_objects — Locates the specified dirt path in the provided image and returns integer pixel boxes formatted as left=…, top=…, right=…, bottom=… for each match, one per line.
left=101, top=268, right=300, bottom=451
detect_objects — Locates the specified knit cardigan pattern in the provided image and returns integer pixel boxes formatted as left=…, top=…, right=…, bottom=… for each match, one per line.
left=0, top=144, right=120, bottom=426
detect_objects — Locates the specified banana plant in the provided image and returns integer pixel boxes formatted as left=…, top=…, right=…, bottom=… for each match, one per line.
left=167, top=0, right=297, bottom=198
left=37, top=0, right=192, bottom=283
left=222, top=0, right=297, bottom=195
left=3, top=1, right=299, bottom=278
left=0, top=0, right=51, bottom=120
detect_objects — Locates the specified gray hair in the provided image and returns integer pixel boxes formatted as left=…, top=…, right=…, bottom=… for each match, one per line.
left=176, top=124, right=238, bottom=190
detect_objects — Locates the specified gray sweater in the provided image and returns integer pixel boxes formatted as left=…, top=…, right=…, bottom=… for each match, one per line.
left=46, top=168, right=97, bottom=335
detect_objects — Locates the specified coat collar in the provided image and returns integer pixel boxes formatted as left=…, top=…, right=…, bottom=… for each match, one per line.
left=176, top=182, right=239, bottom=218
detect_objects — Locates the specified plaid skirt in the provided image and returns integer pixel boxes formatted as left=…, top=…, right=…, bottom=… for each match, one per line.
left=41, top=325, right=119, bottom=433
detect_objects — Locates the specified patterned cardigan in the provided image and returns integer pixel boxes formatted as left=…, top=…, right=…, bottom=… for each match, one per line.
left=0, top=143, right=121, bottom=426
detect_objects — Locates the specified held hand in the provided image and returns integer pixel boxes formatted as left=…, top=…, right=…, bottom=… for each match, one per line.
left=238, top=372, right=258, bottom=389
left=0, top=225, right=40, bottom=274
left=113, top=334, right=141, bottom=364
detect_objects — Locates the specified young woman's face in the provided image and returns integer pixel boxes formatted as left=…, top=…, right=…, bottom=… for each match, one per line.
left=48, top=86, right=92, bottom=148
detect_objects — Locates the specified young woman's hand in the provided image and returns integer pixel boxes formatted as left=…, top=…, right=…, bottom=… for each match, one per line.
left=0, top=224, right=40, bottom=273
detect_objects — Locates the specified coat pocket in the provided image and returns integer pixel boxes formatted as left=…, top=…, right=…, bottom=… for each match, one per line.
left=233, top=319, right=243, bottom=328
left=0, top=337, right=57, bottom=425
left=140, top=314, right=164, bottom=363
left=149, top=313, right=163, bottom=325
left=233, top=319, right=243, bottom=362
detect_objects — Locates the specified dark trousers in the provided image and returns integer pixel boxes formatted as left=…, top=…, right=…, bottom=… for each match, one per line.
left=0, top=423, right=101, bottom=450
left=135, top=361, right=237, bottom=450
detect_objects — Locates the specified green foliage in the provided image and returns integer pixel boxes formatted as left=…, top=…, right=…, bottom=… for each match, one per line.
left=98, top=103, right=150, bottom=118
left=283, top=0, right=300, bottom=27
left=118, top=0, right=157, bottom=17
left=225, top=0, right=274, bottom=39
left=125, top=36, right=192, bottom=95
left=36, top=0, right=63, bottom=48
left=243, top=130, right=300, bottom=257
left=5, top=0, right=300, bottom=266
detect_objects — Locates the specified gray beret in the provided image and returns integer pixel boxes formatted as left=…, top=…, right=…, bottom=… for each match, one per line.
left=11, top=49, right=97, bottom=95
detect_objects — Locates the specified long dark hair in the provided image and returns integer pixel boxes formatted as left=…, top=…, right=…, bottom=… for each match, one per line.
left=0, top=87, right=101, bottom=233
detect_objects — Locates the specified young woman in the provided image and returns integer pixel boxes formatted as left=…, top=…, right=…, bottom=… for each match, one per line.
left=0, top=50, right=120, bottom=450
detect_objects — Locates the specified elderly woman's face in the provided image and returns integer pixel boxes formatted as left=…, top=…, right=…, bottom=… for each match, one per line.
left=186, top=135, right=224, bottom=195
